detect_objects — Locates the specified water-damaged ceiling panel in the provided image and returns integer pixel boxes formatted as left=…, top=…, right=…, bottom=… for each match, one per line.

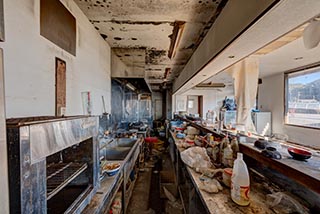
left=75, top=0, right=228, bottom=91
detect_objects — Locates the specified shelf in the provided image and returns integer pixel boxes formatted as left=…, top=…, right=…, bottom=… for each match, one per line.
left=125, top=175, right=138, bottom=211
left=178, top=186, right=188, bottom=214
left=176, top=115, right=225, bottom=138
left=46, top=162, right=88, bottom=200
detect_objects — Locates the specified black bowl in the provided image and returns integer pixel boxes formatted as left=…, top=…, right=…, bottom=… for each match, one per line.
left=288, top=147, right=312, bottom=160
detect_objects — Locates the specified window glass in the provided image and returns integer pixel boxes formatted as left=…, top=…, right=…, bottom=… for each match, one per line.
left=285, top=69, right=320, bottom=128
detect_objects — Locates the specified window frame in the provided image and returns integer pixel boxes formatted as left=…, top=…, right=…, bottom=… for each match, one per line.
left=284, top=63, right=320, bottom=130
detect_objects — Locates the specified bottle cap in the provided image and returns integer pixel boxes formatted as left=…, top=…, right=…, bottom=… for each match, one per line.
left=237, top=152, right=243, bottom=159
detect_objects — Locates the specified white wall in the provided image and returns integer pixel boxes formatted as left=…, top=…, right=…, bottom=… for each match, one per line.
left=0, top=49, right=9, bottom=214
left=0, top=0, right=112, bottom=118
left=259, top=73, right=320, bottom=149
left=182, top=89, right=234, bottom=119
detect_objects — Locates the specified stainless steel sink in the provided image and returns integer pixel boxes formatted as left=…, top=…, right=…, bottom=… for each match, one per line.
left=104, top=147, right=132, bottom=160
left=109, top=138, right=137, bottom=148
left=103, top=138, right=137, bottom=160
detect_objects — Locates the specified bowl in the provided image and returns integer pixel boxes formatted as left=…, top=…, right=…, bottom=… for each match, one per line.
left=103, top=163, right=121, bottom=176
left=176, top=133, right=185, bottom=139
left=288, top=147, right=312, bottom=160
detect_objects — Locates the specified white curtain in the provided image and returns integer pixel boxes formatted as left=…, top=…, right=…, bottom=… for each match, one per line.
left=229, top=56, right=259, bottom=132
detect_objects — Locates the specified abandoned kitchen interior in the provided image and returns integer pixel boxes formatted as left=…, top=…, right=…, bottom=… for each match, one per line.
left=1, top=0, right=320, bottom=213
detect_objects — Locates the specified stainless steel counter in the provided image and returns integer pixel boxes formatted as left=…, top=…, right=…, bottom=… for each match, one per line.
left=83, top=137, right=142, bottom=213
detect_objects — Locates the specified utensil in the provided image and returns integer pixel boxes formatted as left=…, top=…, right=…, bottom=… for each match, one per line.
left=288, top=147, right=312, bottom=160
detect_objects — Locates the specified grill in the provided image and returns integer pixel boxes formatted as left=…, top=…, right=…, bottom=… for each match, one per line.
left=6, top=116, right=99, bottom=214
left=47, top=162, right=88, bottom=200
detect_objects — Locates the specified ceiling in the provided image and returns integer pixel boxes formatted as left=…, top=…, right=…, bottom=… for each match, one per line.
left=74, top=0, right=228, bottom=91
left=198, top=19, right=320, bottom=92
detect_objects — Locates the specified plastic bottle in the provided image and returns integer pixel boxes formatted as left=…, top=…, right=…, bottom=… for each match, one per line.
left=231, top=153, right=250, bottom=206
left=220, top=136, right=229, bottom=163
left=223, top=144, right=233, bottom=167
left=231, top=137, right=239, bottom=159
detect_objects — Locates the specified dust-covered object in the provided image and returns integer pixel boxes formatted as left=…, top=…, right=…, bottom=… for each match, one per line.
left=199, top=178, right=223, bottom=193
left=165, top=200, right=184, bottom=214
left=197, top=168, right=223, bottom=178
left=266, top=192, right=309, bottom=214
left=163, top=186, right=176, bottom=202
left=186, top=126, right=200, bottom=135
left=180, top=147, right=213, bottom=169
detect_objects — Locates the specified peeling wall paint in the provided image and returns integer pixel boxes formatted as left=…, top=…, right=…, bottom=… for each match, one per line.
left=0, top=0, right=112, bottom=117
left=74, top=0, right=227, bottom=90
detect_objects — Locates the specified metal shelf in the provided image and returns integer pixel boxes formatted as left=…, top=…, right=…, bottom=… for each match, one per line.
left=46, top=162, right=88, bottom=200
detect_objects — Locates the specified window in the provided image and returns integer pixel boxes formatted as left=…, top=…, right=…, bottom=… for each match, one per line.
left=285, top=67, right=320, bottom=128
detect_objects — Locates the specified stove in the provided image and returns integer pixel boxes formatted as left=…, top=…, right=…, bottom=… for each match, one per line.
left=6, top=116, right=99, bottom=214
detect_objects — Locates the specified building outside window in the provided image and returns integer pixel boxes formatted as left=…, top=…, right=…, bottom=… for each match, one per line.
left=285, top=67, right=320, bottom=129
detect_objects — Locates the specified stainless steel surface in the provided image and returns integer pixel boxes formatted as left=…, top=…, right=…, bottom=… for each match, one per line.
left=47, top=162, right=88, bottom=200
left=30, top=117, right=98, bottom=164
left=6, top=116, right=99, bottom=214
left=110, top=138, right=137, bottom=147
left=104, top=147, right=131, bottom=160
left=65, top=185, right=94, bottom=214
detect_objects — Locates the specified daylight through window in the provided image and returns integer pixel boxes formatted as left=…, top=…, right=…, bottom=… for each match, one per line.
left=285, top=68, right=320, bottom=128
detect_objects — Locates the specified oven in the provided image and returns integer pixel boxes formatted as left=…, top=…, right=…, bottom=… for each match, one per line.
left=6, top=116, right=99, bottom=214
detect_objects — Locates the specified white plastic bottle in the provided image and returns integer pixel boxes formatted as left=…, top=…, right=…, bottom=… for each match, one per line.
left=231, top=153, right=250, bottom=206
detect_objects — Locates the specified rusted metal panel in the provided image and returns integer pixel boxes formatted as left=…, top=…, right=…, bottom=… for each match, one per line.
left=55, top=58, right=66, bottom=116
left=0, top=0, right=4, bottom=41
left=40, top=0, right=76, bottom=56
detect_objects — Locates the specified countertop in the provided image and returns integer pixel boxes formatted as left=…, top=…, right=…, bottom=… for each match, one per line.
left=178, top=116, right=320, bottom=194
left=83, top=137, right=142, bottom=214
left=170, top=130, right=277, bottom=214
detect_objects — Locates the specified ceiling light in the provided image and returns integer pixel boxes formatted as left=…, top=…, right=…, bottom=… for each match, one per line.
left=303, top=19, right=320, bottom=49
left=168, top=21, right=185, bottom=59
left=195, top=83, right=225, bottom=88
left=294, top=57, right=303, bottom=60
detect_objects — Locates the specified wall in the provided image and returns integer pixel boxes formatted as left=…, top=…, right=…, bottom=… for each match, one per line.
left=181, top=89, right=234, bottom=119
left=0, top=49, right=9, bottom=214
left=258, top=73, right=320, bottom=149
left=0, top=0, right=112, bottom=118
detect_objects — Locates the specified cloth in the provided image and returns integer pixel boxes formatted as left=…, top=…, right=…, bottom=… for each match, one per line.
left=228, top=56, right=259, bottom=132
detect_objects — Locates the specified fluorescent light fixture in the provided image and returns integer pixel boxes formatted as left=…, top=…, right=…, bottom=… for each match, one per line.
left=168, top=21, right=185, bottom=59
left=303, top=19, right=320, bottom=49
left=195, top=83, right=226, bottom=88
left=126, top=83, right=136, bottom=91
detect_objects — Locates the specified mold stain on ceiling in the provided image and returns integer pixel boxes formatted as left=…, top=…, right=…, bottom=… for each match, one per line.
left=74, top=0, right=228, bottom=91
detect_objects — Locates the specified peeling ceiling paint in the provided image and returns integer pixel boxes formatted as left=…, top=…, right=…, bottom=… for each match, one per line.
left=74, top=0, right=228, bottom=91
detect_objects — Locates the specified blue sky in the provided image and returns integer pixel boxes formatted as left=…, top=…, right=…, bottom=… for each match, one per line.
left=290, top=71, right=320, bottom=85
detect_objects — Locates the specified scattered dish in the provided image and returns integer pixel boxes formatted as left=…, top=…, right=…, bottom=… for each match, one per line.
left=102, top=162, right=121, bottom=176
left=288, top=147, right=312, bottom=160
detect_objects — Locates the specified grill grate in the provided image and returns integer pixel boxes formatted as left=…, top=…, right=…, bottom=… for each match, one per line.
left=46, top=162, right=88, bottom=200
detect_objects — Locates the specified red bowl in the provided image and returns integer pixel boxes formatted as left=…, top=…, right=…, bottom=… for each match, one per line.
left=185, top=139, right=195, bottom=144
left=288, top=147, right=312, bottom=160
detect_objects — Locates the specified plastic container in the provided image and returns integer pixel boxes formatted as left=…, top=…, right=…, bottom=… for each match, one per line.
left=222, top=144, right=233, bottom=167
left=223, top=168, right=233, bottom=187
left=220, top=136, right=230, bottom=163
left=231, top=137, right=239, bottom=159
left=231, top=153, right=250, bottom=206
